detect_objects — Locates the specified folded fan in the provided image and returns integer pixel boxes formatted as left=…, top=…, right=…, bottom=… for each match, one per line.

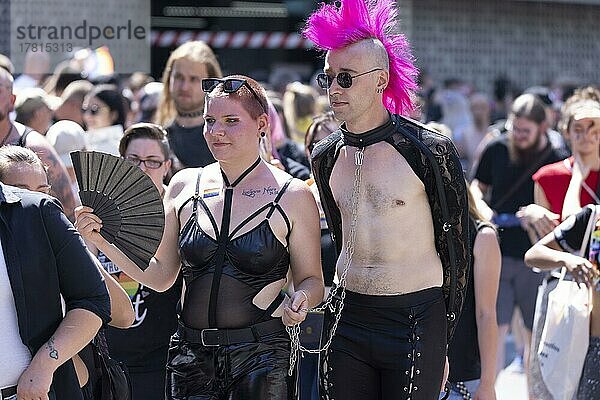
left=70, top=151, right=164, bottom=271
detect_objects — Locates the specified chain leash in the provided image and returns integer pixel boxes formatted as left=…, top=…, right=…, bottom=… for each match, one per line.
left=287, top=147, right=365, bottom=375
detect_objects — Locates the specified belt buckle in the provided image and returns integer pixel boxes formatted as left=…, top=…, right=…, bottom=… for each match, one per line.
left=201, top=328, right=220, bottom=347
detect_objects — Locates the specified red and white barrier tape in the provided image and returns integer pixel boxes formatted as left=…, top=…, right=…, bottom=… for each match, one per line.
left=151, top=30, right=314, bottom=49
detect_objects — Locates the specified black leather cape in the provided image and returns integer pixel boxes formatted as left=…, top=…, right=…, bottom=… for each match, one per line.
left=311, top=114, right=471, bottom=341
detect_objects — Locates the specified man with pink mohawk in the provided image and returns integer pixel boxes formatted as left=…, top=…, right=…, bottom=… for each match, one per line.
left=299, top=0, right=471, bottom=398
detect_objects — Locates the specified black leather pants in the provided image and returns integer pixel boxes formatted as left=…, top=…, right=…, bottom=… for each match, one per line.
left=166, top=330, right=295, bottom=400
left=320, top=287, right=447, bottom=400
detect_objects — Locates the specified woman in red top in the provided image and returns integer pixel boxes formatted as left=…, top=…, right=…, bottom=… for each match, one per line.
left=528, top=87, right=600, bottom=399
left=533, top=87, right=600, bottom=220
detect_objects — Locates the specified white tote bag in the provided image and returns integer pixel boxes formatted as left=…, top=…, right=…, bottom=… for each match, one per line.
left=537, top=206, right=596, bottom=400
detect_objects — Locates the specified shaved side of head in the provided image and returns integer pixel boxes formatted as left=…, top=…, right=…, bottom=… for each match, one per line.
left=0, top=68, right=14, bottom=90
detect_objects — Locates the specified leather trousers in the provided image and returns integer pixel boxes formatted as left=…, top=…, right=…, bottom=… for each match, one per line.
left=166, top=329, right=295, bottom=400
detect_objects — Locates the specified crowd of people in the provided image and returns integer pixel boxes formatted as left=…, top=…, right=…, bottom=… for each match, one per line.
left=1, top=0, right=599, bottom=399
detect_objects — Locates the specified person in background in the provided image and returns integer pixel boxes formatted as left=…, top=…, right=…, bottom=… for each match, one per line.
left=42, top=60, right=82, bottom=98
left=444, top=184, right=501, bottom=400
left=155, top=41, right=221, bottom=173
left=0, top=53, right=14, bottom=74
left=46, top=120, right=87, bottom=194
left=14, top=87, right=57, bottom=135
left=533, top=87, right=600, bottom=221
left=264, top=98, right=310, bottom=179
left=471, top=93, right=565, bottom=378
left=304, top=111, right=340, bottom=290
left=138, top=82, right=163, bottom=124
left=0, top=68, right=78, bottom=221
left=268, top=93, right=310, bottom=170
left=527, top=86, right=600, bottom=399
left=282, top=81, right=319, bottom=147
left=468, top=92, right=493, bottom=170
left=0, top=145, right=111, bottom=399
left=525, top=206, right=600, bottom=399
left=54, top=80, right=94, bottom=127
left=0, top=144, right=134, bottom=398
left=82, top=84, right=127, bottom=131
left=13, top=50, right=49, bottom=91
left=79, top=123, right=178, bottom=399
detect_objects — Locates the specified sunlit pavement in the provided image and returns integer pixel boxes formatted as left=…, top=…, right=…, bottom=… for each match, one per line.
left=496, top=368, right=528, bottom=400
left=496, top=334, right=528, bottom=400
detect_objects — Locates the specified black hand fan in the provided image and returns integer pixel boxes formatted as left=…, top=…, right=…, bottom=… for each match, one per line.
left=70, top=151, right=164, bottom=271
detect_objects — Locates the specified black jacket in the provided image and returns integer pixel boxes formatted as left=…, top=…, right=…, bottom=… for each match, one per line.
left=311, top=115, right=470, bottom=341
left=0, top=184, right=111, bottom=399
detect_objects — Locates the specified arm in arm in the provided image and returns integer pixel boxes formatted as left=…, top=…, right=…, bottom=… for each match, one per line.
left=17, top=198, right=110, bottom=399
left=17, top=309, right=102, bottom=399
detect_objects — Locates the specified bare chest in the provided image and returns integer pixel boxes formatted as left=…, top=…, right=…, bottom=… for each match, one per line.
left=330, top=143, right=425, bottom=217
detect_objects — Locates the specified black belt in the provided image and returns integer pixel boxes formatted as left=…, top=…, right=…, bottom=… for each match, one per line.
left=0, top=385, right=17, bottom=400
left=177, top=318, right=286, bottom=347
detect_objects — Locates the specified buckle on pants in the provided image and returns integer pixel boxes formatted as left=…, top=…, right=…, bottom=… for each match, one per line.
left=201, top=328, right=220, bottom=347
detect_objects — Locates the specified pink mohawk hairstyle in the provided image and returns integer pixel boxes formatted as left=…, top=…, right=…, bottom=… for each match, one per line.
left=303, top=0, right=418, bottom=115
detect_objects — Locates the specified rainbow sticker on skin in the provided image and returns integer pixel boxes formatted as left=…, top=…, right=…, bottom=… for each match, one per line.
left=203, top=188, right=220, bottom=198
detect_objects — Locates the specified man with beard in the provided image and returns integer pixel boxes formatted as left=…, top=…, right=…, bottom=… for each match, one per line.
left=471, top=93, right=564, bottom=378
left=0, top=68, right=78, bottom=221
left=155, top=41, right=222, bottom=173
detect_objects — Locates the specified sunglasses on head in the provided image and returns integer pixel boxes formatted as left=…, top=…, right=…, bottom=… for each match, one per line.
left=316, top=68, right=383, bottom=90
left=81, top=104, right=105, bottom=116
left=202, top=78, right=267, bottom=114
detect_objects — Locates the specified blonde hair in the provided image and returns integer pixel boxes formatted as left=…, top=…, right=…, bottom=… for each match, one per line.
left=282, top=82, right=318, bottom=143
left=0, top=145, right=45, bottom=180
left=154, top=41, right=222, bottom=126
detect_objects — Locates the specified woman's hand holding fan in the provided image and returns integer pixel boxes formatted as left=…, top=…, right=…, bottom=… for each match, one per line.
left=71, top=151, right=165, bottom=271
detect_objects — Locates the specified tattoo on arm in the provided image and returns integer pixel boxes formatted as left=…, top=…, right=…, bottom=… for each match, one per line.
left=46, top=336, right=59, bottom=360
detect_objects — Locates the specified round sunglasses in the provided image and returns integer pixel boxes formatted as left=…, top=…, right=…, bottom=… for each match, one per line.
left=202, top=78, right=267, bottom=114
left=316, top=68, right=383, bottom=90
left=81, top=104, right=107, bottom=115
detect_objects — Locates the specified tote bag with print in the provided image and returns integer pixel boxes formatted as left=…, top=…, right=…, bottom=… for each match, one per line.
left=537, top=206, right=596, bottom=400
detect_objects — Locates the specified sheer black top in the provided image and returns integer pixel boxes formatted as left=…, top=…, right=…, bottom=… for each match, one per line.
left=177, top=168, right=293, bottom=329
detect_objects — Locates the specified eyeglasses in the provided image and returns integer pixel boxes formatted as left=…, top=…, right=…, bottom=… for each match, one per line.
left=81, top=104, right=106, bottom=116
left=202, top=78, right=267, bottom=114
left=125, top=156, right=165, bottom=169
left=316, top=68, right=383, bottom=89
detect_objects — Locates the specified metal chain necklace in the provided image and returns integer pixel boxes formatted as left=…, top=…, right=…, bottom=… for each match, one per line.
left=286, top=146, right=365, bottom=375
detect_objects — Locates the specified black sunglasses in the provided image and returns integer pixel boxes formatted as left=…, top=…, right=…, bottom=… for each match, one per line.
left=316, top=68, right=383, bottom=90
left=202, top=78, right=267, bottom=114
